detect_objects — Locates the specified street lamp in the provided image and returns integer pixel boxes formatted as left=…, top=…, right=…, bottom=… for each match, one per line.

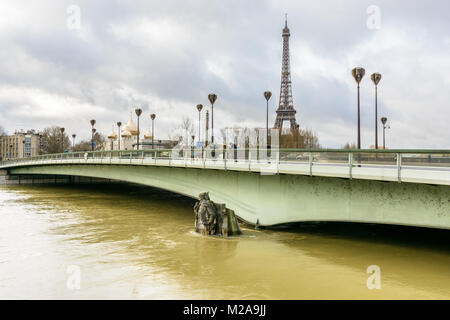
left=208, top=94, right=217, bottom=144
left=352, top=67, right=365, bottom=149
left=135, top=108, right=142, bottom=150
left=60, top=127, right=65, bottom=153
left=371, top=73, right=382, bottom=149
left=264, top=91, right=272, bottom=151
left=92, top=128, right=96, bottom=151
left=72, top=134, right=76, bottom=151
left=150, top=114, right=156, bottom=149
left=117, top=122, right=122, bottom=150
left=90, top=119, right=96, bottom=151
left=381, top=117, right=390, bottom=150
left=196, top=104, right=203, bottom=146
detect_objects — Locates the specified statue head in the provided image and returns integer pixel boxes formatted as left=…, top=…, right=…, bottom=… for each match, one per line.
left=198, top=192, right=210, bottom=201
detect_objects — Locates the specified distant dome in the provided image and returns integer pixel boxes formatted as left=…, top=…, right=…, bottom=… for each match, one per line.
left=121, top=128, right=132, bottom=138
left=125, top=112, right=138, bottom=135
left=107, top=125, right=117, bottom=140
left=144, top=130, right=153, bottom=139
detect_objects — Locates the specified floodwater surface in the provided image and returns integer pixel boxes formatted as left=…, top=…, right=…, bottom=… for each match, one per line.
left=0, top=184, right=449, bottom=299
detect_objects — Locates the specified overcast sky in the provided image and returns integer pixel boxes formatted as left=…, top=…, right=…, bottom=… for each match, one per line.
left=0, top=0, right=449, bottom=148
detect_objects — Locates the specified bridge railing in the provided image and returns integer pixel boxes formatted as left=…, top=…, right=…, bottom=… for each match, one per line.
left=1, top=148, right=449, bottom=184
left=1, top=148, right=450, bottom=165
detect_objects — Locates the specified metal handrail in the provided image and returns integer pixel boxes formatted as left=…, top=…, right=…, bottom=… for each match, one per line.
left=1, top=149, right=449, bottom=174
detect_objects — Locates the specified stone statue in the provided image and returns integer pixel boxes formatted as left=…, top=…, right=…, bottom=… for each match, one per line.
left=194, top=192, right=241, bottom=237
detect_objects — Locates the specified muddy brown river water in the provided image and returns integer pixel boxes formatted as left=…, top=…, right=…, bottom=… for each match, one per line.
left=0, top=184, right=449, bottom=299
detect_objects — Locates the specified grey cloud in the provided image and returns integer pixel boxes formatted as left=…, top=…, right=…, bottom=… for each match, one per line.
left=0, top=0, right=448, bottom=148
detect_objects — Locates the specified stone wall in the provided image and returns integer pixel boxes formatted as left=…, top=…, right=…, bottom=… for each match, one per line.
left=0, top=172, right=118, bottom=185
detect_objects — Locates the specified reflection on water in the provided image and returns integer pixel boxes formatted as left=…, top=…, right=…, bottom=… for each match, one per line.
left=0, top=184, right=449, bottom=299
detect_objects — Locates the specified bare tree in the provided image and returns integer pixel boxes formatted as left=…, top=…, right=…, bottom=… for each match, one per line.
left=40, top=126, right=71, bottom=154
left=342, top=142, right=357, bottom=149
left=280, top=128, right=320, bottom=149
left=301, top=128, right=320, bottom=148
left=169, top=117, right=195, bottom=145
left=73, top=132, right=106, bottom=152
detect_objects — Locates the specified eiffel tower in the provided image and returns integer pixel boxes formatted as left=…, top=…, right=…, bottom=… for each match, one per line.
left=274, top=15, right=298, bottom=130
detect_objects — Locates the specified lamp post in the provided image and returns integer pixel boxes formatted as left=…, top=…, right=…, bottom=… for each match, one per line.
left=264, top=91, right=272, bottom=152
left=117, top=122, right=122, bottom=150
left=150, top=114, right=156, bottom=149
left=352, top=68, right=365, bottom=149
left=196, top=104, right=203, bottom=146
left=135, top=108, right=142, bottom=150
left=107, top=125, right=117, bottom=151
left=381, top=117, right=389, bottom=149
left=92, top=128, right=96, bottom=151
left=208, top=94, right=217, bottom=144
left=205, top=110, right=209, bottom=146
left=38, top=134, right=43, bottom=155
left=90, top=120, right=96, bottom=151
left=371, top=73, right=382, bottom=149
left=60, top=127, right=65, bottom=153
left=191, top=135, right=195, bottom=159
left=72, top=134, right=76, bottom=151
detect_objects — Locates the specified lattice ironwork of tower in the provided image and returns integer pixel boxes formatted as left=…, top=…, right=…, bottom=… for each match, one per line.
left=273, top=16, right=299, bottom=130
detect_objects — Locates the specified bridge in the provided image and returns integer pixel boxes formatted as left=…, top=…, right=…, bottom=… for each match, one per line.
left=1, top=148, right=449, bottom=230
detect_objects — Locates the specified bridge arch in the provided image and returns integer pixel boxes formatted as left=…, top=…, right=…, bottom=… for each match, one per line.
left=7, top=163, right=450, bottom=230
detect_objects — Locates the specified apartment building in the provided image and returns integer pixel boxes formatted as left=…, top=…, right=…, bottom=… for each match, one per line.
left=0, top=130, right=41, bottom=160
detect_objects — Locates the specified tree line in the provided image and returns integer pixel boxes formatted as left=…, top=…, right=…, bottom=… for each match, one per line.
left=39, top=126, right=105, bottom=154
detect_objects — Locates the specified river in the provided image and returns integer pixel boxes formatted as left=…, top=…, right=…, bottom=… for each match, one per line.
left=0, top=184, right=449, bottom=299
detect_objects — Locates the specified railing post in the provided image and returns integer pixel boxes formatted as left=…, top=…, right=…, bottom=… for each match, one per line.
left=349, top=152, right=353, bottom=180
left=397, top=153, right=402, bottom=183
left=203, top=149, right=206, bottom=168
left=248, top=149, right=252, bottom=171
left=276, top=149, right=280, bottom=174
left=309, top=152, right=313, bottom=176
left=224, top=149, right=227, bottom=170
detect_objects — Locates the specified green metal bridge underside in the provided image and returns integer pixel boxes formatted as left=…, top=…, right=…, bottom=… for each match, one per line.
left=7, top=163, right=450, bottom=230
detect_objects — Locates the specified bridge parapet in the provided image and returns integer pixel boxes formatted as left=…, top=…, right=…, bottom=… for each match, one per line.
left=1, top=148, right=449, bottom=186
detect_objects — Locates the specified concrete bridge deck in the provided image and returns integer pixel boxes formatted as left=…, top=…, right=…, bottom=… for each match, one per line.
left=1, top=148, right=449, bottom=229
left=1, top=148, right=450, bottom=185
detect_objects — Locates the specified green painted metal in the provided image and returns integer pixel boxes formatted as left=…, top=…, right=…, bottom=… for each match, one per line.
left=8, top=163, right=450, bottom=230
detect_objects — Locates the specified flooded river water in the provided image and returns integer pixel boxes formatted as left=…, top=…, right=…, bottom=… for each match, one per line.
left=0, top=184, right=449, bottom=299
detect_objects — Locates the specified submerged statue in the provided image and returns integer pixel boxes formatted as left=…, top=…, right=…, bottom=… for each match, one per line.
left=194, top=192, right=241, bottom=237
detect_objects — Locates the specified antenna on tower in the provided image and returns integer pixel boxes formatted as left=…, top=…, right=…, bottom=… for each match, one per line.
left=285, top=13, right=287, bottom=27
